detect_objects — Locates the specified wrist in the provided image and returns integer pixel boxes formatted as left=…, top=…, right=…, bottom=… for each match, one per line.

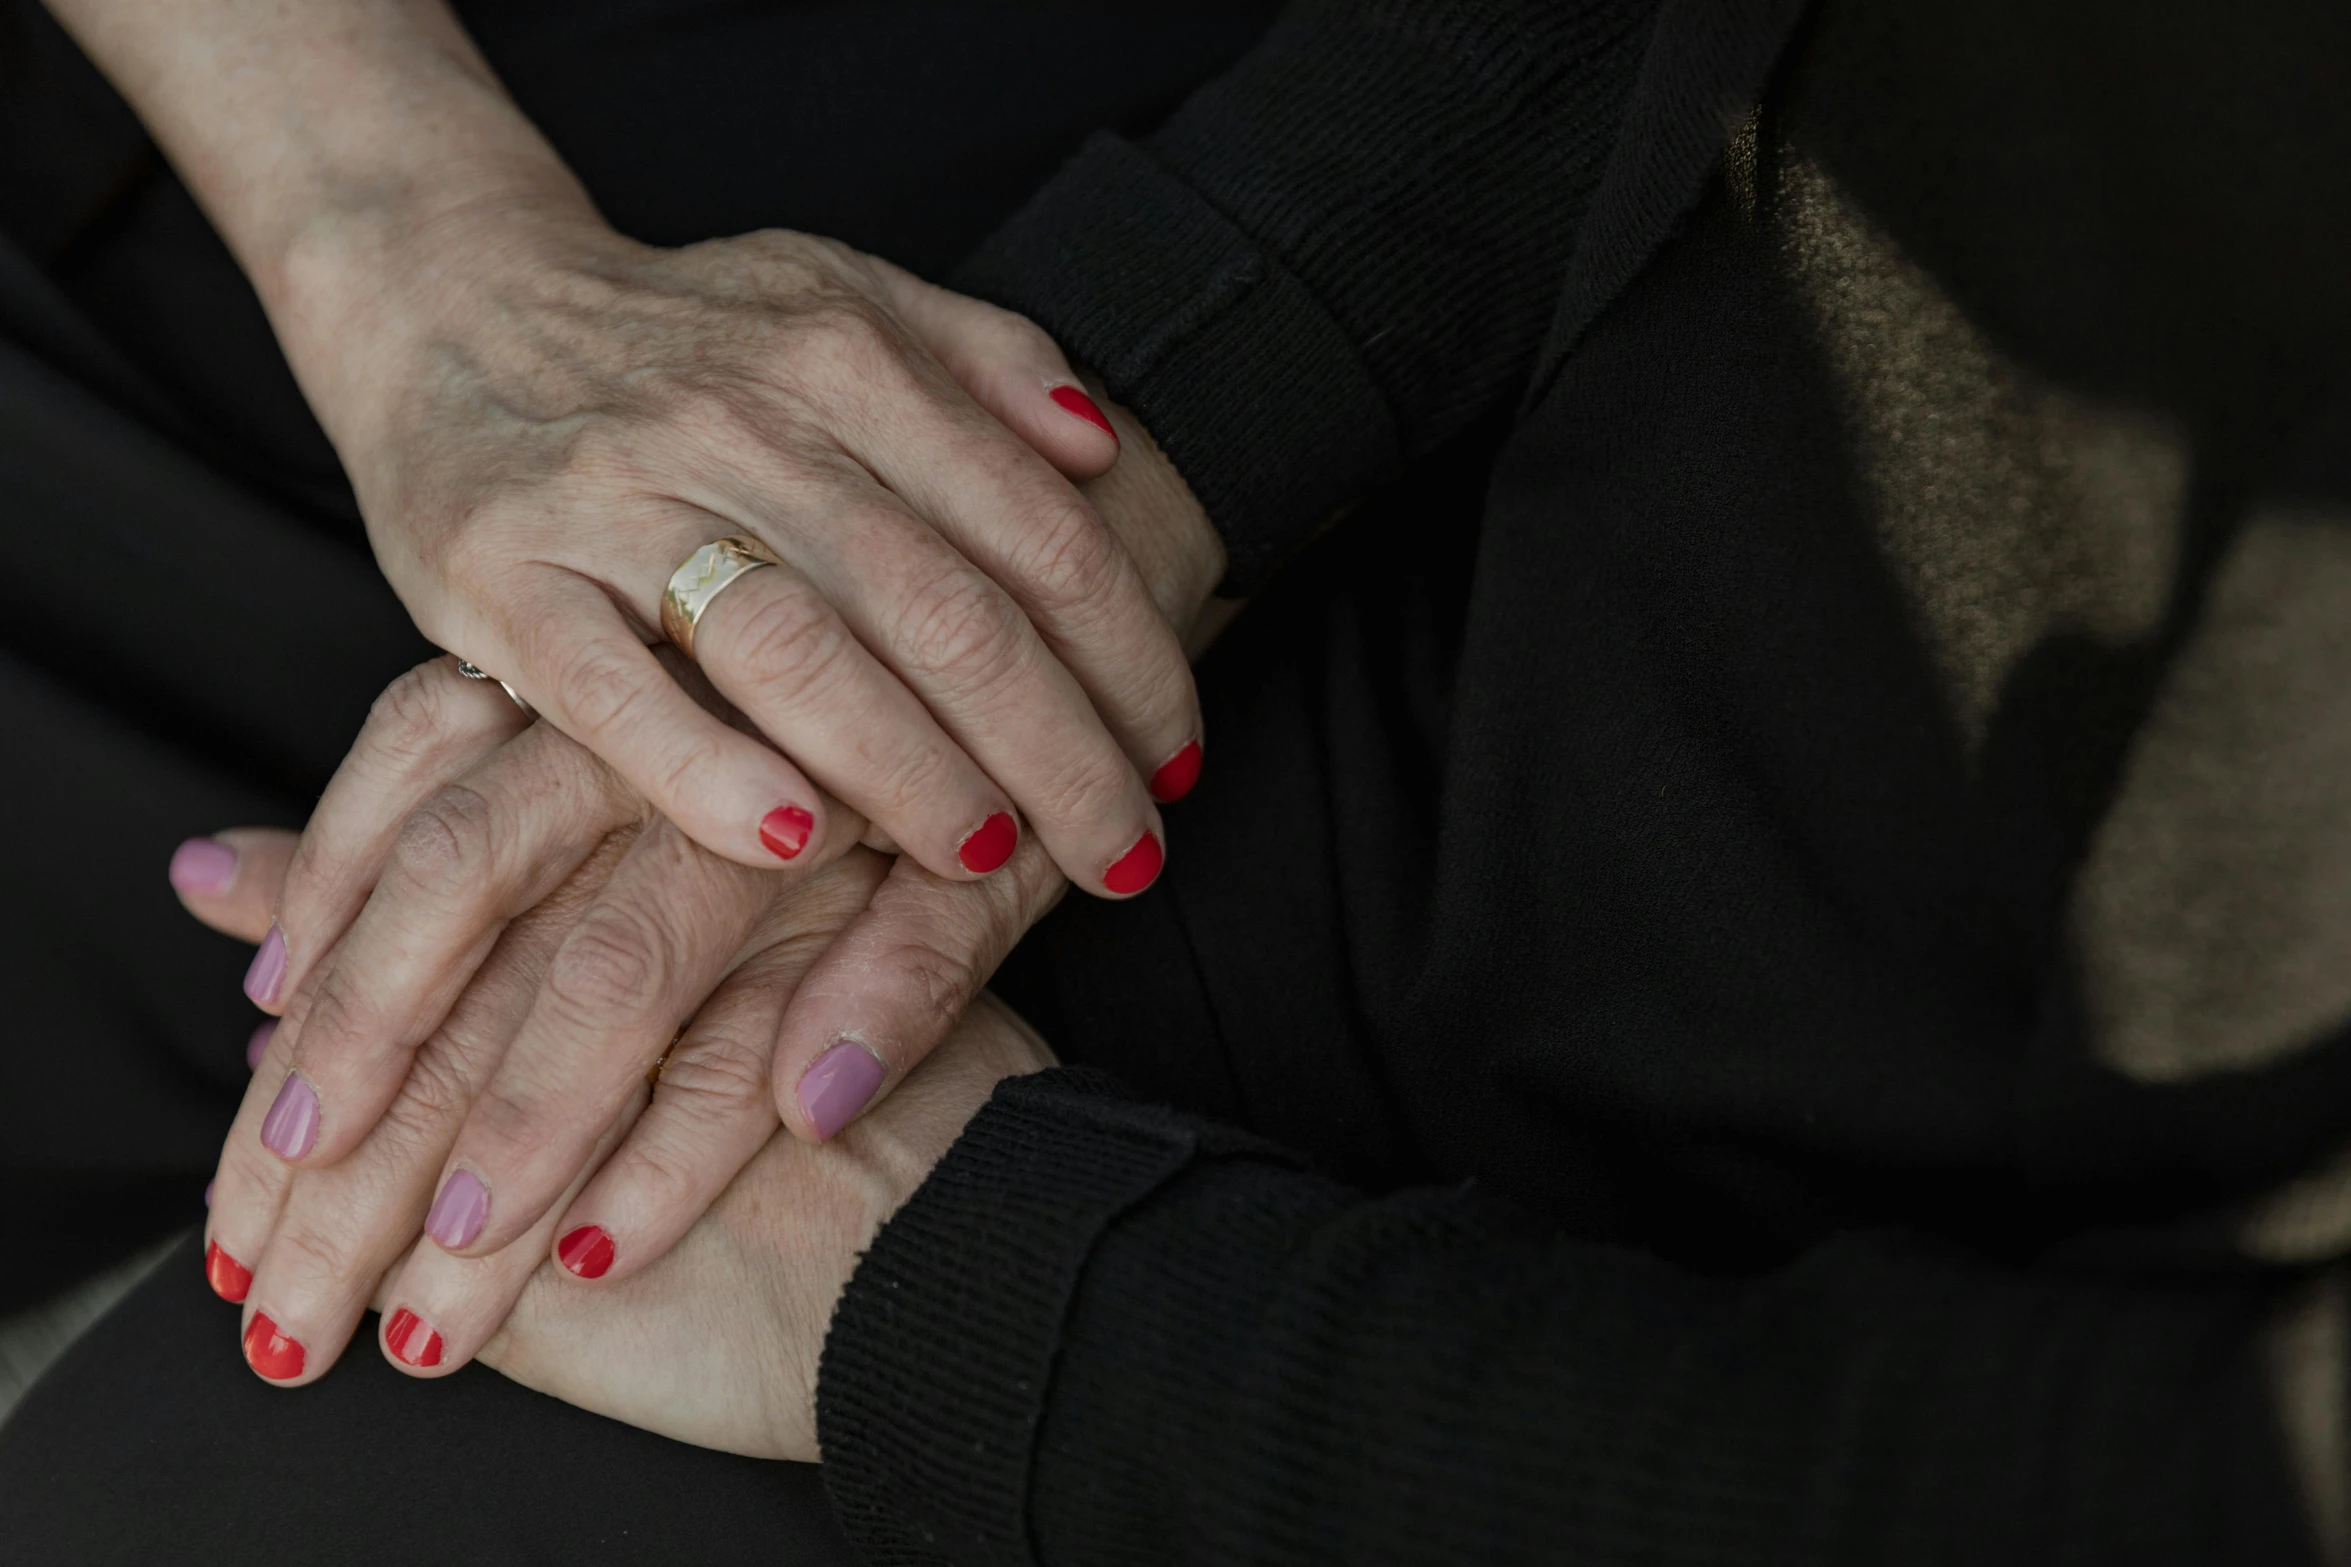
left=266, top=176, right=617, bottom=462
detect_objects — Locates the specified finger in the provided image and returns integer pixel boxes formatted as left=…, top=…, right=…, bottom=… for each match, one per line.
left=253, top=657, right=531, bottom=1012
left=486, top=569, right=835, bottom=872
left=232, top=835, right=626, bottom=1385
left=256, top=722, right=642, bottom=1173
left=421, top=819, right=776, bottom=1260
left=825, top=341, right=1204, bottom=820
left=684, top=550, right=1023, bottom=881
left=197, top=841, right=304, bottom=1307
left=779, top=486, right=1168, bottom=897
left=822, top=303, right=1194, bottom=808
left=771, top=830, right=1066, bottom=1142
left=376, top=1093, right=644, bottom=1380
left=865, top=255, right=1120, bottom=481
left=169, top=827, right=299, bottom=942
left=548, top=851, right=890, bottom=1284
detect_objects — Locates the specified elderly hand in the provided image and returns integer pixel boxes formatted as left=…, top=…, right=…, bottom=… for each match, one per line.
left=182, top=747, right=910, bottom=1384
left=55, top=0, right=1199, bottom=899
left=467, top=996, right=1052, bottom=1461
left=303, top=214, right=1198, bottom=898
left=174, top=392, right=1221, bottom=1331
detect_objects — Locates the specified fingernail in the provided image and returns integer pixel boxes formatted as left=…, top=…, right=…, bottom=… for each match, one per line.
left=1148, top=740, right=1203, bottom=804
left=242, top=1312, right=305, bottom=1380
left=1049, top=384, right=1117, bottom=441
left=258, top=1072, right=319, bottom=1161
left=243, top=925, right=287, bottom=1007
left=384, top=1307, right=444, bottom=1369
left=204, top=1239, right=250, bottom=1302
left=799, top=1040, right=886, bottom=1140
left=760, top=805, right=813, bottom=861
left=168, top=837, right=237, bottom=895
left=957, top=811, right=1018, bottom=874
left=425, top=1168, right=489, bottom=1251
left=246, top=1020, right=276, bottom=1070
left=203, top=1180, right=214, bottom=1209
left=1103, top=831, right=1164, bottom=896
left=557, top=1225, right=616, bottom=1280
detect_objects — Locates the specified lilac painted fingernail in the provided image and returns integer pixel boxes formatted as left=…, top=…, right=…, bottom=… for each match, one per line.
left=243, top=925, right=287, bottom=1007
left=426, top=1169, right=489, bottom=1251
left=258, top=1072, right=319, bottom=1160
left=246, top=1020, right=276, bottom=1071
left=799, top=1040, right=886, bottom=1140
left=203, top=1179, right=214, bottom=1209
left=169, top=837, right=238, bottom=896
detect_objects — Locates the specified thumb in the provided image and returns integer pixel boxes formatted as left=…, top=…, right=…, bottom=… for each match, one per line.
left=867, top=255, right=1122, bottom=481
left=168, top=826, right=298, bottom=943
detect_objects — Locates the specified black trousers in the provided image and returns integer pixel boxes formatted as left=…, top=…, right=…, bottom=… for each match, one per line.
left=0, top=5, right=1296, bottom=1558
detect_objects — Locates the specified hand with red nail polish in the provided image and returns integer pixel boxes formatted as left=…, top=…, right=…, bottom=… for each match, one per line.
left=462, top=995, right=1051, bottom=1460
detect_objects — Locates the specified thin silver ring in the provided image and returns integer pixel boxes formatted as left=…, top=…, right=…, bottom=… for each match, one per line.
left=456, top=660, right=537, bottom=721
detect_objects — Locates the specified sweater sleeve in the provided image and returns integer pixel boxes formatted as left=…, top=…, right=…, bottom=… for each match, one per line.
left=818, top=1069, right=2320, bottom=1567
left=949, top=0, right=1658, bottom=595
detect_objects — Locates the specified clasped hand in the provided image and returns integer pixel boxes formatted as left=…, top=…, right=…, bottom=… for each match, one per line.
left=179, top=239, right=1226, bottom=1425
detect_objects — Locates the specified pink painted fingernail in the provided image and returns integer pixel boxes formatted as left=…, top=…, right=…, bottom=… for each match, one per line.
left=1050, top=385, right=1117, bottom=441
left=168, top=837, right=237, bottom=895
left=799, top=1040, right=886, bottom=1140
left=258, top=1072, right=319, bottom=1160
left=202, top=1180, right=215, bottom=1210
left=243, top=925, right=287, bottom=1007
left=246, top=1020, right=276, bottom=1070
left=426, top=1168, right=489, bottom=1251
left=760, top=805, right=813, bottom=861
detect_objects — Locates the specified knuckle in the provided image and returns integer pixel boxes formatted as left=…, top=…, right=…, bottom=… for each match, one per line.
left=724, top=580, right=855, bottom=692
left=272, top=1217, right=367, bottom=1291
left=894, top=568, right=1030, bottom=687
left=1027, top=745, right=1136, bottom=832
left=549, top=639, right=652, bottom=740
left=383, top=1039, right=476, bottom=1133
left=365, top=665, right=459, bottom=765
left=289, top=964, right=374, bottom=1062
left=987, top=308, right=1061, bottom=365
left=546, top=905, right=674, bottom=1019
left=877, top=936, right=983, bottom=1039
left=1008, top=499, right=1123, bottom=619
left=658, top=1026, right=772, bottom=1114
left=384, top=784, right=496, bottom=903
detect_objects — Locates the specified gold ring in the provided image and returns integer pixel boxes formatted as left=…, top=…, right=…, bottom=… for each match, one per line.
left=660, top=536, right=782, bottom=661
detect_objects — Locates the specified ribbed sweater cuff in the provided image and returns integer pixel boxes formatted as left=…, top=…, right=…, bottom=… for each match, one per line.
left=951, top=135, right=1400, bottom=597
left=816, top=1068, right=1299, bottom=1566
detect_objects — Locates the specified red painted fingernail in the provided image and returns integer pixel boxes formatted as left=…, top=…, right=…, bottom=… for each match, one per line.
left=957, top=811, right=1018, bottom=874
left=760, top=805, right=813, bottom=860
left=384, top=1307, right=444, bottom=1368
left=1148, top=740, right=1202, bottom=803
left=557, top=1225, right=616, bottom=1280
left=242, top=1312, right=305, bottom=1380
left=1049, top=385, right=1117, bottom=441
left=1103, top=831, right=1163, bottom=895
left=204, top=1240, right=251, bottom=1303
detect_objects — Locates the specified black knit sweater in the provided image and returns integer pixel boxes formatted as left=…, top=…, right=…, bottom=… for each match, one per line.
left=818, top=0, right=2351, bottom=1561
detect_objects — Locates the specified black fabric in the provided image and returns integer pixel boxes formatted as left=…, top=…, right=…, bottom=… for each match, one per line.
left=953, top=0, right=1659, bottom=594
left=0, top=1233, right=859, bottom=1566
left=819, top=0, right=2351, bottom=1560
